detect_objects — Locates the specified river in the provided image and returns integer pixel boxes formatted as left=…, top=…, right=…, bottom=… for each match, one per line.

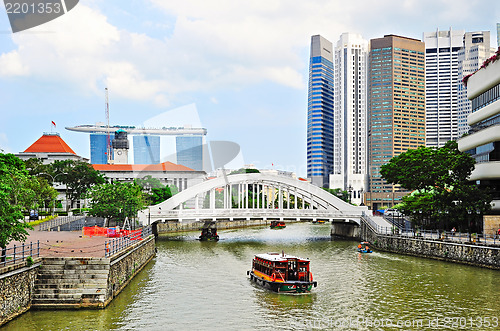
left=4, top=222, right=500, bottom=330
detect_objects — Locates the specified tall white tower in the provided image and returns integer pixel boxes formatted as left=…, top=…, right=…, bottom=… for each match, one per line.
left=457, top=31, right=494, bottom=136
left=330, top=32, right=368, bottom=205
left=424, top=28, right=464, bottom=148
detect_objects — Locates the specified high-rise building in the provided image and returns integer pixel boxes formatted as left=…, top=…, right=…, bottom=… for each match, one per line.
left=329, top=33, right=368, bottom=204
left=457, top=31, right=494, bottom=136
left=112, top=129, right=129, bottom=164
left=424, top=28, right=464, bottom=148
left=457, top=51, right=500, bottom=217
left=176, top=136, right=203, bottom=171
left=497, top=23, right=500, bottom=47
left=307, top=35, right=334, bottom=188
left=90, top=133, right=114, bottom=164
left=133, top=135, right=160, bottom=164
left=366, top=35, right=425, bottom=209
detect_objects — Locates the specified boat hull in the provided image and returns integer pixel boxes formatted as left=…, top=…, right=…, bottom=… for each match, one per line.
left=248, top=271, right=316, bottom=293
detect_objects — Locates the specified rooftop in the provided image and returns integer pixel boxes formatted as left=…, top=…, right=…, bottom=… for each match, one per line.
left=92, top=161, right=197, bottom=172
left=23, top=133, right=76, bottom=155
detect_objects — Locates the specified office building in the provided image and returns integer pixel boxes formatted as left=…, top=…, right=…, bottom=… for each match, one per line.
left=176, top=136, right=203, bottom=171
left=366, top=35, right=426, bottom=209
left=133, top=135, right=160, bottom=164
left=329, top=33, right=369, bottom=205
left=457, top=50, right=500, bottom=231
left=457, top=31, right=494, bottom=136
left=424, top=28, right=464, bottom=148
left=90, top=133, right=114, bottom=164
left=307, top=35, right=334, bottom=188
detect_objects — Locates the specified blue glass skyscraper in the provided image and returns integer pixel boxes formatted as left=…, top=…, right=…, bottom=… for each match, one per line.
left=133, top=135, right=160, bottom=164
left=90, top=133, right=114, bottom=164
left=307, top=35, right=334, bottom=188
left=176, top=136, right=203, bottom=171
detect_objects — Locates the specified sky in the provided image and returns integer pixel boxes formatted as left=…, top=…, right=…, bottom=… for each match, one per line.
left=0, top=0, right=499, bottom=177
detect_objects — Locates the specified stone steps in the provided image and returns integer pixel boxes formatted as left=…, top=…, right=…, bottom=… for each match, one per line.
left=32, top=258, right=110, bottom=308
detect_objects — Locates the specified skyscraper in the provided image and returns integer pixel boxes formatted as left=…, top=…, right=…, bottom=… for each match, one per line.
left=330, top=33, right=368, bottom=204
left=307, top=35, right=334, bottom=188
left=176, top=136, right=203, bottom=171
left=457, top=31, right=493, bottom=136
left=424, top=28, right=464, bottom=148
left=90, top=133, right=114, bottom=164
left=367, top=35, right=425, bottom=210
left=133, top=135, right=160, bottom=164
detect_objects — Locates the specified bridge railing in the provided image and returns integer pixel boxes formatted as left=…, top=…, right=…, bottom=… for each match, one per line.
left=1, top=241, right=40, bottom=267
left=361, top=213, right=392, bottom=234
left=104, top=226, right=153, bottom=258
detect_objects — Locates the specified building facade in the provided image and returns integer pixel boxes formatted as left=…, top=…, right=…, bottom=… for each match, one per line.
left=90, top=133, right=114, bottom=164
left=457, top=53, right=500, bottom=213
left=424, top=28, right=464, bottom=148
left=307, top=35, right=334, bottom=188
left=457, top=31, right=494, bottom=136
left=176, top=136, right=203, bottom=171
left=133, top=135, right=160, bottom=164
left=329, top=33, right=368, bottom=205
left=367, top=35, right=426, bottom=210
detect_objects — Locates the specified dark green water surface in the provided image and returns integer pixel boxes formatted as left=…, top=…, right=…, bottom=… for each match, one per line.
left=4, top=223, right=500, bottom=330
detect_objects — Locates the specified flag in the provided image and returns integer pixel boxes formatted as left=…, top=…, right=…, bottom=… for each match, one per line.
left=51, top=121, right=56, bottom=127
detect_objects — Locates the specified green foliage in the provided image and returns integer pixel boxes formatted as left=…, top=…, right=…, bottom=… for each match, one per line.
left=322, top=188, right=350, bottom=203
left=0, top=154, right=33, bottom=250
left=87, top=182, right=146, bottom=223
left=31, top=159, right=106, bottom=209
left=229, top=168, right=260, bottom=175
left=380, top=141, right=491, bottom=230
left=149, top=186, right=177, bottom=205
left=26, top=256, right=34, bottom=267
left=135, top=175, right=164, bottom=190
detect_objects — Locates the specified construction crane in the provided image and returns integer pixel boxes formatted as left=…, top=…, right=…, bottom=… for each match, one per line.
left=105, top=88, right=111, bottom=164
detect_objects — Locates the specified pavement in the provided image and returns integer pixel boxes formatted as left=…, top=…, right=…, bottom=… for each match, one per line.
left=7, top=230, right=109, bottom=258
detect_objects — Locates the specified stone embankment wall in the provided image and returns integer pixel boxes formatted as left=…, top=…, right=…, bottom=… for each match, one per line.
left=106, top=237, right=155, bottom=306
left=361, top=222, right=500, bottom=269
left=330, top=222, right=360, bottom=239
left=155, top=219, right=303, bottom=234
left=0, top=259, right=41, bottom=326
left=0, top=236, right=155, bottom=327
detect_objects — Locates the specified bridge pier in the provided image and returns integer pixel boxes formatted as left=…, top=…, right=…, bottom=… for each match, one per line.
left=331, top=221, right=361, bottom=240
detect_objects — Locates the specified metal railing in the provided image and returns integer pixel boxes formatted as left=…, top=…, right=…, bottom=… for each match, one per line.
left=38, top=216, right=85, bottom=231
left=104, top=226, right=153, bottom=257
left=361, top=213, right=500, bottom=247
left=1, top=241, right=40, bottom=267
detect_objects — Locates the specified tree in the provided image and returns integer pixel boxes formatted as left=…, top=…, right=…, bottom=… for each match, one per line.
left=229, top=168, right=260, bottom=175
left=0, top=154, right=34, bottom=259
left=322, top=188, right=350, bottom=203
left=49, top=160, right=106, bottom=209
left=135, top=175, right=164, bottom=190
left=87, top=182, right=146, bottom=225
left=380, top=141, right=491, bottom=230
left=149, top=186, right=178, bottom=205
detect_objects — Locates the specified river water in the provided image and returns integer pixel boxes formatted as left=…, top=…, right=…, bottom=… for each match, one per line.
left=4, top=222, right=500, bottom=330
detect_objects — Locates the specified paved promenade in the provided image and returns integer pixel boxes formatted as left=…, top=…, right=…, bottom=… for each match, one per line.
left=7, top=230, right=108, bottom=258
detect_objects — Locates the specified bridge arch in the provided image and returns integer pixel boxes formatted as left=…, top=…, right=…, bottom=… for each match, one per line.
left=140, top=173, right=368, bottom=224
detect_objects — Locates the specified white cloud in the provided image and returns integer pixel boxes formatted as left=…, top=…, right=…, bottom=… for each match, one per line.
left=0, top=51, right=29, bottom=76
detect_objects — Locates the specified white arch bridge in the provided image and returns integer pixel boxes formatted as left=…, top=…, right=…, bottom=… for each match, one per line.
left=138, top=173, right=369, bottom=225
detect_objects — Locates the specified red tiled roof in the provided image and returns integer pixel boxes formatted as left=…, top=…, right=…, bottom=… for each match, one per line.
left=92, top=161, right=195, bottom=172
left=24, top=134, right=76, bottom=155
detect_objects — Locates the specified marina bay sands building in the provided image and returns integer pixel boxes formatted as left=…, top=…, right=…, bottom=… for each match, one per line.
left=66, top=124, right=207, bottom=170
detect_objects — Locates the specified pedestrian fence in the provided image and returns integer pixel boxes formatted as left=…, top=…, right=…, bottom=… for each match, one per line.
left=38, top=216, right=86, bottom=231
left=104, top=226, right=153, bottom=257
left=1, top=241, right=40, bottom=267
left=361, top=213, right=500, bottom=247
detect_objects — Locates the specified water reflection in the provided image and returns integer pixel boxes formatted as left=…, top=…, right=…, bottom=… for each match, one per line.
left=3, top=222, right=500, bottom=331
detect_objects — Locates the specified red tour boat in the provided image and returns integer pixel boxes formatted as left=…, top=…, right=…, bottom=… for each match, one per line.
left=247, top=252, right=317, bottom=293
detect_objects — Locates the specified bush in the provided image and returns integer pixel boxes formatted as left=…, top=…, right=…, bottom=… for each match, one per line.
left=26, top=256, right=34, bottom=267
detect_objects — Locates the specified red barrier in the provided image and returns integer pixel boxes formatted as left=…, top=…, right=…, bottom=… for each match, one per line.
left=83, top=226, right=142, bottom=238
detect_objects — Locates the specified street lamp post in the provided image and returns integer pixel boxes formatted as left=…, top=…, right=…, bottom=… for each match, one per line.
left=40, top=172, right=67, bottom=216
left=347, top=185, right=353, bottom=204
